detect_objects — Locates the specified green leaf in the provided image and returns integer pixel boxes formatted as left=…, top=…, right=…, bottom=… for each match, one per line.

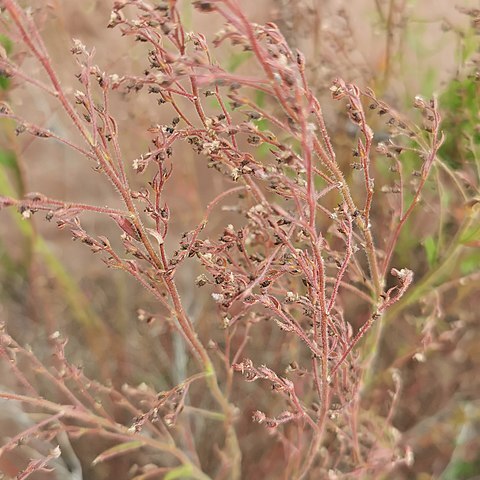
left=421, top=66, right=437, bottom=97
left=92, top=440, right=145, bottom=466
left=461, top=32, right=479, bottom=63
left=0, top=76, right=10, bottom=91
left=227, top=51, right=252, bottom=72
left=164, top=464, right=194, bottom=480
left=0, top=34, right=13, bottom=54
left=438, top=76, right=480, bottom=169
left=423, top=235, right=437, bottom=267
left=460, top=250, right=480, bottom=275
left=460, top=223, right=480, bottom=245
left=254, top=90, right=266, bottom=108
left=256, top=143, right=270, bottom=159
left=253, top=118, right=268, bottom=131
left=0, top=150, right=18, bottom=170
left=0, top=35, right=12, bottom=91
left=441, top=459, right=480, bottom=480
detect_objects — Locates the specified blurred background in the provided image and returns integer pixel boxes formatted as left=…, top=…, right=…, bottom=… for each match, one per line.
left=1, top=1, right=479, bottom=479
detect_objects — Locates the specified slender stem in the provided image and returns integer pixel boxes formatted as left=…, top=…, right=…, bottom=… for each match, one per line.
left=0, top=392, right=212, bottom=480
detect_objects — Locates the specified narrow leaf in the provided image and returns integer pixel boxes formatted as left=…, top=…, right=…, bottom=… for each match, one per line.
left=146, top=227, right=164, bottom=245
left=164, top=464, right=194, bottom=480
left=111, top=215, right=141, bottom=241
left=423, top=236, right=437, bottom=267
left=92, top=440, right=144, bottom=466
left=460, top=224, right=480, bottom=245
left=0, top=150, right=18, bottom=169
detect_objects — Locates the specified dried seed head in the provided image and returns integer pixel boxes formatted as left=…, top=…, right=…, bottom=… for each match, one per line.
left=413, top=95, right=427, bottom=109
left=231, top=168, right=240, bottom=181
left=20, top=206, right=32, bottom=219
left=195, top=274, right=208, bottom=287
left=108, top=10, right=124, bottom=28
left=71, top=38, right=87, bottom=55
left=161, top=22, right=175, bottom=35
left=15, top=124, right=26, bottom=135
left=245, top=110, right=262, bottom=120
left=285, top=291, right=297, bottom=303
left=193, top=1, right=216, bottom=13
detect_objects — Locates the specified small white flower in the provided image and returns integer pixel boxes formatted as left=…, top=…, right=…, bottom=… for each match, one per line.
left=21, top=209, right=32, bottom=219
left=413, top=352, right=426, bottom=362
left=211, top=293, right=225, bottom=303
left=231, top=168, right=240, bottom=181
left=201, top=140, right=220, bottom=155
